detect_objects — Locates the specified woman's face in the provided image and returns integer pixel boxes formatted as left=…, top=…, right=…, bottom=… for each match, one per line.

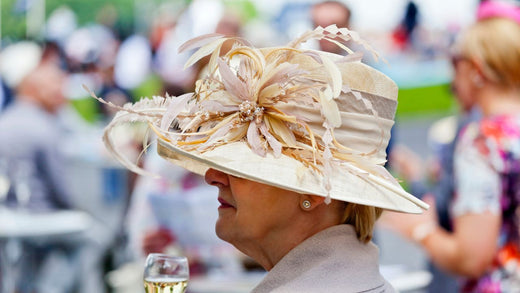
left=451, top=57, right=478, bottom=113
left=204, top=168, right=302, bottom=246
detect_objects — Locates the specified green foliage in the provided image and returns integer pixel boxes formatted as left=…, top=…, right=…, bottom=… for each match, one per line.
left=396, top=83, right=457, bottom=118
left=1, top=0, right=26, bottom=39
left=131, top=74, right=164, bottom=102
left=70, top=97, right=99, bottom=123
left=1, top=0, right=257, bottom=41
left=223, top=0, right=258, bottom=22
left=1, top=0, right=137, bottom=40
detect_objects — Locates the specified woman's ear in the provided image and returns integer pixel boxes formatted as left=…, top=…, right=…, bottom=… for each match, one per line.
left=469, top=59, right=486, bottom=87
left=299, top=194, right=326, bottom=211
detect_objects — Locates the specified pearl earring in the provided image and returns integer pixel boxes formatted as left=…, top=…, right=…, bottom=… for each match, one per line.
left=472, top=74, right=484, bottom=88
left=302, top=200, right=311, bottom=209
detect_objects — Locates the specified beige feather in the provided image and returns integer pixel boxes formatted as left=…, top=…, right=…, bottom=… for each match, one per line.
left=184, top=38, right=227, bottom=70
left=217, top=58, right=250, bottom=101
left=259, top=122, right=282, bottom=157
left=227, top=46, right=266, bottom=78
left=247, top=120, right=267, bottom=157
left=208, top=40, right=226, bottom=76
left=319, top=53, right=342, bottom=98
left=258, top=83, right=284, bottom=104
left=178, top=33, right=224, bottom=53
left=319, top=86, right=341, bottom=128
left=225, top=123, right=248, bottom=143
left=264, top=114, right=297, bottom=147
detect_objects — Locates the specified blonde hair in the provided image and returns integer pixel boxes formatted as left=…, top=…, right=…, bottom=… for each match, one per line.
left=456, top=18, right=520, bottom=89
left=342, top=203, right=383, bottom=243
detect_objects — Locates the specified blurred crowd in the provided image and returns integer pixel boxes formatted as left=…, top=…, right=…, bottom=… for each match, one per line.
left=1, top=0, right=519, bottom=292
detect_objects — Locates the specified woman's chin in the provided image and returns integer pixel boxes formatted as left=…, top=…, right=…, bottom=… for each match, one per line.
left=215, top=219, right=231, bottom=242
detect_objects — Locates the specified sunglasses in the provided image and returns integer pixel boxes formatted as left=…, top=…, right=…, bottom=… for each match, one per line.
left=450, top=55, right=468, bottom=67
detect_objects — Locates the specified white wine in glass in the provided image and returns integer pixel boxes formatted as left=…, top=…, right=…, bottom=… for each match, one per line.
left=144, top=253, right=189, bottom=293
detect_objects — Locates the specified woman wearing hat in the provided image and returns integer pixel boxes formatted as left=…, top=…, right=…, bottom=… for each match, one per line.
left=385, top=9, right=520, bottom=292
left=96, top=25, right=428, bottom=292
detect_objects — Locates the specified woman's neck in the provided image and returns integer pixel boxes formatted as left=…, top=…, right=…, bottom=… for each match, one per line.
left=234, top=222, right=322, bottom=271
left=477, top=86, right=520, bottom=117
left=235, top=213, right=341, bottom=271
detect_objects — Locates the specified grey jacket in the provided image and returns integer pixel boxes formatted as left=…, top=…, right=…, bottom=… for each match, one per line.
left=252, top=225, right=395, bottom=293
left=0, top=100, right=71, bottom=210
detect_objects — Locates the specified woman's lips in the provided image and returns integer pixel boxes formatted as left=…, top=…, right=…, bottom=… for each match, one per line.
left=218, top=197, right=234, bottom=208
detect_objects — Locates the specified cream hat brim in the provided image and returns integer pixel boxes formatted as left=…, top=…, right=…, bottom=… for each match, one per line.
left=157, top=139, right=426, bottom=214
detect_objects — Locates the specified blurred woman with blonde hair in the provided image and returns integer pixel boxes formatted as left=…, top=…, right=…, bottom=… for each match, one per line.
left=386, top=9, right=520, bottom=292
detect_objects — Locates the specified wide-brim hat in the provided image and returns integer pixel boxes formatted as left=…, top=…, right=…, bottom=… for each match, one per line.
left=96, top=25, right=428, bottom=214
left=1, top=41, right=42, bottom=88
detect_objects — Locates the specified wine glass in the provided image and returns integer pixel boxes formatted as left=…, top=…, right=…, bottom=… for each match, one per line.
left=144, top=254, right=189, bottom=293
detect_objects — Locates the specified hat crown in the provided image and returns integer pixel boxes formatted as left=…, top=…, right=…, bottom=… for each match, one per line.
left=272, top=50, right=398, bottom=164
left=164, top=26, right=398, bottom=167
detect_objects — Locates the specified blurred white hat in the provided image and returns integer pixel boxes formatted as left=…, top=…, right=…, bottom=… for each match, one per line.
left=64, top=24, right=115, bottom=65
left=46, top=6, right=78, bottom=44
left=114, top=35, right=152, bottom=90
left=0, top=41, right=42, bottom=88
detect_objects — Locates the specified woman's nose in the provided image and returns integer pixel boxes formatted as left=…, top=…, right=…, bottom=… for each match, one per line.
left=204, top=168, right=229, bottom=187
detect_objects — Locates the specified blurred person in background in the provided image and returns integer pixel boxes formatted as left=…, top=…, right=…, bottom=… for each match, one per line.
left=40, top=41, right=67, bottom=69
left=0, top=42, right=42, bottom=113
left=0, top=57, right=71, bottom=212
left=91, top=25, right=134, bottom=122
left=0, top=41, right=116, bottom=293
left=310, top=1, right=378, bottom=63
left=310, top=0, right=351, bottom=55
left=391, top=1, right=419, bottom=52
left=194, top=10, right=243, bottom=81
left=389, top=91, right=480, bottom=293
left=387, top=1, right=483, bottom=289
left=388, top=0, right=441, bottom=59
left=388, top=68, right=481, bottom=293
left=96, top=55, right=134, bottom=123
left=383, top=8, right=520, bottom=292
left=0, top=55, right=79, bottom=292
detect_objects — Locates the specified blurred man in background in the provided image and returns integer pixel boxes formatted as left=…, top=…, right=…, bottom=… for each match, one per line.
left=0, top=56, right=81, bottom=292
left=311, top=0, right=351, bottom=54
left=0, top=58, right=71, bottom=212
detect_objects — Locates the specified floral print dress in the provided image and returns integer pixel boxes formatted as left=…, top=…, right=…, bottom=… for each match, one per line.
left=453, top=114, right=520, bottom=292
